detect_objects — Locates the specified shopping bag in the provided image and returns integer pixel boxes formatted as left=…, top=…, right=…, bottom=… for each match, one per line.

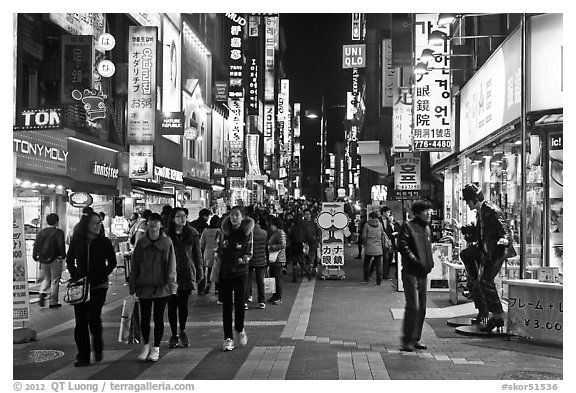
left=130, top=300, right=141, bottom=344
left=118, top=297, right=135, bottom=343
left=269, top=250, right=280, bottom=263
left=264, top=277, right=276, bottom=294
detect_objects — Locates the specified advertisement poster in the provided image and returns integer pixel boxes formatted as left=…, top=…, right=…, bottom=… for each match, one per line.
left=13, top=207, right=31, bottom=322
left=163, top=17, right=182, bottom=113
left=127, top=26, right=157, bottom=145
left=129, top=145, right=154, bottom=180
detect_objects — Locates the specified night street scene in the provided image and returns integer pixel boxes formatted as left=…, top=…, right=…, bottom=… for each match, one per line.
left=10, top=8, right=569, bottom=390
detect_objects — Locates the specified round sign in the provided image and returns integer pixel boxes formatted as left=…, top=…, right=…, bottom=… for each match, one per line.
left=184, top=127, right=199, bottom=141
left=316, top=211, right=349, bottom=231
left=98, top=33, right=116, bottom=51
left=97, top=60, right=116, bottom=78
left=69, top=192, right=93, bottom=208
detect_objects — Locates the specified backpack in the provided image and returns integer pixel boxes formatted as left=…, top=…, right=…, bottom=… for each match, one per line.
left=38, top=230, right=59, bottom=264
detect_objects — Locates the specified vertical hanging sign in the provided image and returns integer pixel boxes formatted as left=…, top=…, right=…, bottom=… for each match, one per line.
left=226, top=13, right=245, bottom=99
left=127, top=26, right=157, bottom=145
left=228, top=98, right=244, bottom=172
left=61, top=35, right=94, bottom=104
left=413, top=14, right=451, bottom=151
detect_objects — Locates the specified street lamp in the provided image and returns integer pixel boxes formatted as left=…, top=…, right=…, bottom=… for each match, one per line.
left=305, top=96, right=327, bottom=202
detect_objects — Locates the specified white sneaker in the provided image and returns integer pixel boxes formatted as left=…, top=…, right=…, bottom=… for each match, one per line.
left=222, top=338, right=234, bottom=351
left=138, top=344, right=150, bottom=361
left=148, top=346, right=160, bottom=362
left=237, top=329, right=248, bottom=346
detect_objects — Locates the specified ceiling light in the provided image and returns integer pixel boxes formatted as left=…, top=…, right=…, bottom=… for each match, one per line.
left=420, top=48, right=435, bottom=63
left=438, top=13, right=457, bottom=26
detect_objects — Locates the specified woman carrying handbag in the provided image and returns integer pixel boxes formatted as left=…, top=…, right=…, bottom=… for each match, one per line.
left=66, top=212, right=117, bottom=367
left=267, top=217, right=287, bottom=305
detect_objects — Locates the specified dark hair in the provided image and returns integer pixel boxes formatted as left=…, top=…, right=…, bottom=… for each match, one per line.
left=161, top=205, right=173, bottom=215
left=209, top=215, right=220, bottom=228
left=380, top=206, right=390, bottom=214
left=411, top=200, right=432, bottom=215
left=82, top=206, right=94, bottom=216
left=167, top=207, right=190, bottom=238
left=249, top=212, right=260, bottom=224
left=182, top=207, right=189, bottom=216
left=271, top=216, right=284, bottom=230
left=199, top=208, right=211, bottom=218
left=368, top=211, right=379, bottom=219
left=98, top=212, right=106, bottom=220
left=147, top=212, right=163, bottom=223
left=130, top=212, right=139, bottom=221
left=230, top=205, right=245, bottom=217
left=46, top=213, right=59, bottom=226
left=141, top=209, right=152, bottom=220
left=75, top=212, right=102, bottom=240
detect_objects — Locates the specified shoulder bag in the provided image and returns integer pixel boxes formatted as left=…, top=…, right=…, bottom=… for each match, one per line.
left=64, top=244, right=91, bottom=305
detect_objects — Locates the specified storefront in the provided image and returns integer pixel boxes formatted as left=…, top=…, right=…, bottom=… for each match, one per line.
left=432, top=14, right=562, bottom=343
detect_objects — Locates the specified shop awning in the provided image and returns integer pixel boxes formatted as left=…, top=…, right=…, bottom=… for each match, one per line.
left=183, top=177, right=213, bottom=190
left=535, top=113, right=563, bottom=126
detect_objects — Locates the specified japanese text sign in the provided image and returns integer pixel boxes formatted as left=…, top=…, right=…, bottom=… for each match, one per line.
left=13, top=207, right=30, bottom=322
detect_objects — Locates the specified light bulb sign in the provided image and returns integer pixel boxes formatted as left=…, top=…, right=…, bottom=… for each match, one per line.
left=342, top=44, right=366, bottom=69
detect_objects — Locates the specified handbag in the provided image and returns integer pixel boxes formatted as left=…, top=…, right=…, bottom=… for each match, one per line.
left=118, top=297, right=136, bottom=343
left=264, top=276, right=276, bottom=294
left=64, top=243, right=91, bottom=305
left=64, top=276, right=90, bottom=305
left=381, top=231, right=392, bottom=252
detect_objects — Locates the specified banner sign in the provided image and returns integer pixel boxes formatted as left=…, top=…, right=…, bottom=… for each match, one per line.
left=342, top=44, right=366, bottom=69
left=13, top=207, right=30, bottom=322
left=129, top=144, right=154, bottom=179
left=13, top=131, right=68, bottom=175
left=293, top=103, right=301, bottom=139
left=61, top=35, right=93, bottom=104
left=264, top=17, right=277, bottom=101
left=382, top=39, right=396, bottom=108
left=352, top=13, right=362, bottom=41
left=49, top=13, right=105, bottom=36
left=226, top=13, right=245, bottom=99
left=413, top=14, right=452, bottom=152
left=264, top=104, right=275, bottom=155
left=127, top=26, right=157, bottom=145
left=159, top=112, right=184, bottom=135
left=227, top=98, right=244, bottom=172
left=394, top=155, right=421, bottom=191
left=246, top=133, right=262, bottom=176
left=247, top=57, right=259, bottom=115
left=215, top=81, right=228, bottom=102
left=393, top=88, right=413, bottom=152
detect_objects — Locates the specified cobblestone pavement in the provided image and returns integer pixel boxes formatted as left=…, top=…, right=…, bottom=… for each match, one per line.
left=13, top=244, right=564, bottom=384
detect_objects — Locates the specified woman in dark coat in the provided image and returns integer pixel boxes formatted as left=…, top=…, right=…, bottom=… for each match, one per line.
left=267, top=217, right=287, bottom=304
left=166, top=207, right=203, bottom=348
left=66, top=212, right=117, bottom=367
left=216, top=206, right=254, bottom=351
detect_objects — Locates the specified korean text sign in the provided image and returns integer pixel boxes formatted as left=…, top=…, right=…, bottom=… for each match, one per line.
left=13, top=207, right=30, bottom=322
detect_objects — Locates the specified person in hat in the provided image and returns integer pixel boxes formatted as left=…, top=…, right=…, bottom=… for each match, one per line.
left=461, top=183, right=516, bottom=333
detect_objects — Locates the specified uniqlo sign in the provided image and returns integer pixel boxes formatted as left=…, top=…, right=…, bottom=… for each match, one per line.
left=394, top=156, right=421, bottom=191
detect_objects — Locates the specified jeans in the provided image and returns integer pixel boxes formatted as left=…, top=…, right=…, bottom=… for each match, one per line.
left=220, top=275, right=247, bottom=339
left=382, top=251, right=392, bottom=279
left=269, top=264, right=283, bottom=299
left=168, top=289, right=192, bottom=335
left=460, top=245, right=486, bottom=314
left=247, top=266, right=267, bottom=303
left=401, top=272, right=427, bottom=344
left=73, top=288, right=107, bottom=362
left=139, top=297, right=169, bottom=347
left=40, top=259, right=63, bottom=305
left=364, top=254, right=382, bottom=284
left=479, top=253, right=506, bottom=314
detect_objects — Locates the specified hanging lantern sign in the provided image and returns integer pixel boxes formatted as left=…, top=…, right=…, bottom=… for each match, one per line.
left=98, top=33, right=116, bottom=51
left=97, top=60, right=116, bottom=78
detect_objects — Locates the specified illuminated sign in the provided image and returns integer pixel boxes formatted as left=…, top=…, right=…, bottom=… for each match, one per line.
left=69, top=192, right=94, bottom=208
left=14, top=108, right=62, bottom=130
left=92, top=162, right=119, bottom=179
left=394, top=156, right=421, bottom=191
left=342, top=44, right=366, bottom=69
left=127, top=26, right=157, bottom=145
left=154, top=165, right=183, bottom=183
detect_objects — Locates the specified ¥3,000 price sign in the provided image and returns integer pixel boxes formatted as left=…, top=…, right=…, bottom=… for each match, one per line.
left=13, top=207, right=31, bottom=322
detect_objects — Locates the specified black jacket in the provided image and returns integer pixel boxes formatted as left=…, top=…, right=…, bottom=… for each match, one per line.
left=168, top=225, right=203, bottom=291
left=398, top=217, right=434, bottom=278
left=477, top=201, right=517, bottom=261
left=217, top=216, right=254, bottom=279
left=66, top=234, right=117, bottom=286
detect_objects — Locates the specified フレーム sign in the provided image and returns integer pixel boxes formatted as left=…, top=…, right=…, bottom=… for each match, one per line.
left=13, top=207, right=30, bottom=322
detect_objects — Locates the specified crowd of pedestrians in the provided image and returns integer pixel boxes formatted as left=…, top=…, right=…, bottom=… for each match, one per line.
left=32, top=187, right=514, bottom=365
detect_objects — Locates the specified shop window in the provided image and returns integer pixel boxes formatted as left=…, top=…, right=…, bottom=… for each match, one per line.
left=548, top=132, right=563, bottom=273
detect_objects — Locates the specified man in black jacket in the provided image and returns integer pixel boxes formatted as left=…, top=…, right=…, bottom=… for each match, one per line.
left=33, top=213, right=66, bottom=308
left=397, top=200, right=434, bottom=352
left=190, top=208, right=211, bottom=235
left=462, top=183, right=516, bottom=333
